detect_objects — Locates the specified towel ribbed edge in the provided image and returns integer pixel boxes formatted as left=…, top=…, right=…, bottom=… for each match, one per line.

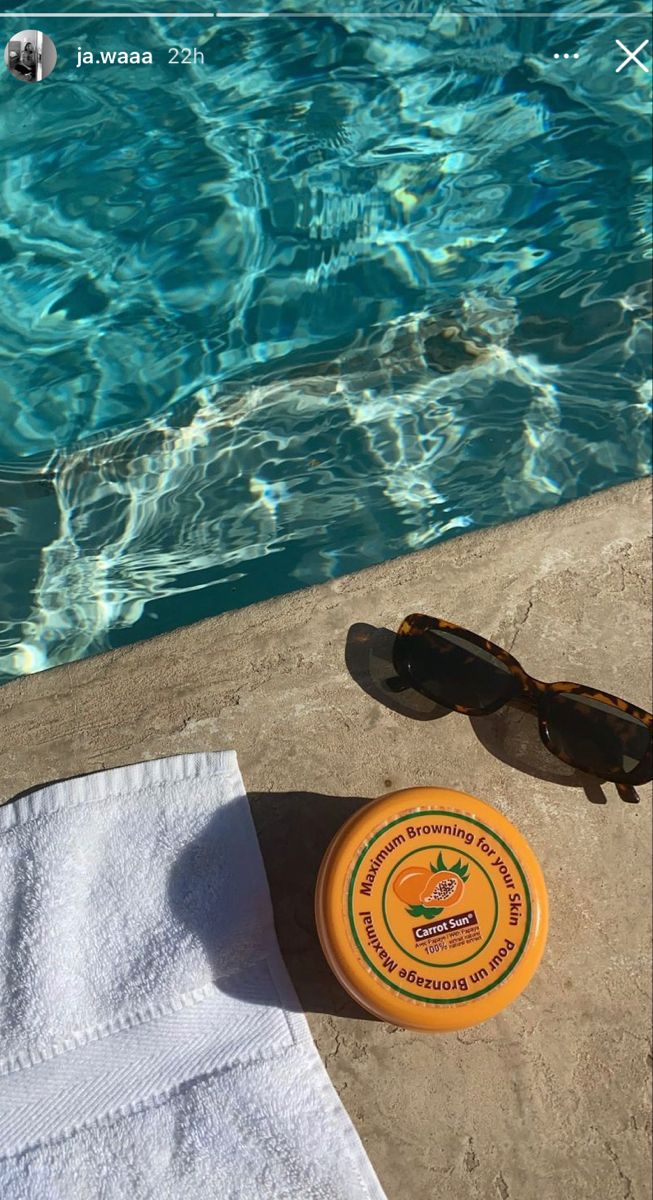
left=0, top=967, right=296, bottom=1159
left=0, top=950, right=304, bottom=1081
left=0, top=752, right=239, bottom=833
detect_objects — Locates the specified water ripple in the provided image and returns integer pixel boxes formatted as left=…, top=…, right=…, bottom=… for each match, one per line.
left=0, top=7, right=651, bottom=681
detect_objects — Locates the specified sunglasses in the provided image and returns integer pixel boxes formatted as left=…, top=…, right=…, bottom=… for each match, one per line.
left=390, top=614, right=652, bottom=797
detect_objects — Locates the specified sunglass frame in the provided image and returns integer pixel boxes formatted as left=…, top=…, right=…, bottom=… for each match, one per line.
left=394, top=614, right=652, bottom=786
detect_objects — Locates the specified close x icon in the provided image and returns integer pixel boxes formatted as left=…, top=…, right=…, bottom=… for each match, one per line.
left=615, top=38, right=650, bottom=73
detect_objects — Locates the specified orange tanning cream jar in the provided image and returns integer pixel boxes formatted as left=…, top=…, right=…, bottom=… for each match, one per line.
left=315, top=787, right=548, bottom=1032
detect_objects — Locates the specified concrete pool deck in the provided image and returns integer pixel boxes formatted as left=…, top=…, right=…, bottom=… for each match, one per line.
left=1, top=476, right=651, bottom=1200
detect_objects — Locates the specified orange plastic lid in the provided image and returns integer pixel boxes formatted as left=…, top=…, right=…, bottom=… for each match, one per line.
left=315, top=787, right=548, bottom=1032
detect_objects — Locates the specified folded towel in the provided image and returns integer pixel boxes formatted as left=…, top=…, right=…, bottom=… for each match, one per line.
left=0, top=752, right=386, bottom=1199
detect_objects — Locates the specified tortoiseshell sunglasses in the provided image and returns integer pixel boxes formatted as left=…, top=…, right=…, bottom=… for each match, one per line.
left=390, top=615, right=652, bottom=796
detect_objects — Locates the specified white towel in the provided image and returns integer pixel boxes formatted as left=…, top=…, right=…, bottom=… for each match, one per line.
left=0, top=752, right=386, bottom=1200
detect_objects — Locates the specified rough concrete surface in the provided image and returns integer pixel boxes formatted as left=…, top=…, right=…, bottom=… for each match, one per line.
left=1, top=477, right=652, bottom=1200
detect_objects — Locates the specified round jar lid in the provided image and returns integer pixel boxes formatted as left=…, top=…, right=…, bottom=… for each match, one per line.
left=315, top=786, right=548, bottom=1032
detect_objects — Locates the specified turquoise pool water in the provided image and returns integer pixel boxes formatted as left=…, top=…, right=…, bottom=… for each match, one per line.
left=1, top=4, right=651, bottom=683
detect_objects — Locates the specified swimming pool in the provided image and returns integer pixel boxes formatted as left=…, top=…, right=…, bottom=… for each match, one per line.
left=1, top=5, right=651, bottom=683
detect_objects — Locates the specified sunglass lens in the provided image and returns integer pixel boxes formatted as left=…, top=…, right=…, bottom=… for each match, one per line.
left=393, top=624, right=519, bottom=712
left=544, top=692, right=652, bottom=783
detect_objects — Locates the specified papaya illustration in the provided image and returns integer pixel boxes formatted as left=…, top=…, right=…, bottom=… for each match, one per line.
left=393, top=852, right=470, bottom=919
left=392, top=866, right=431, bottom=905
left=420, top=871, right=464, bottom=908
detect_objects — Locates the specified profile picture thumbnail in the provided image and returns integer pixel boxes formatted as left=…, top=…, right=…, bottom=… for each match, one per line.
left=5, top=30, right=57, bottom=83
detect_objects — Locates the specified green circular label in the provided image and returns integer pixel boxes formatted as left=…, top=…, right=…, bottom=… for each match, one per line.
left=346, top=809, right=533, bottom=1005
